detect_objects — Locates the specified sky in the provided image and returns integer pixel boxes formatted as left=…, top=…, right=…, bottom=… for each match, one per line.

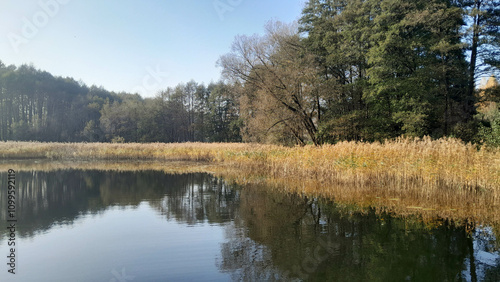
left=0, top=0, right=307, bottom=98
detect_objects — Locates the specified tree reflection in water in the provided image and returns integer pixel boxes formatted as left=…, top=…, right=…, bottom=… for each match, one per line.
left=0, top=170, right=498, bottom=281
left=218, top=185, right=500, bottom=281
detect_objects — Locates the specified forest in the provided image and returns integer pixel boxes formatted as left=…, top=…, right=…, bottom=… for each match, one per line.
left=0, top=0, right=499, bottom=146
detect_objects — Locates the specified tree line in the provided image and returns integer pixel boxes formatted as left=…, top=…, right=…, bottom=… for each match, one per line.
left=0, top=62, right=241, bottom=143
left=1, top=0, right=499, bottom=145
left=220, top=0, right=499, bottom=145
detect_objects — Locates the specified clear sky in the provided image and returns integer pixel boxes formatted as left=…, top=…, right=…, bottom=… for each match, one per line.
left=0, top=0, right=307, bottom=97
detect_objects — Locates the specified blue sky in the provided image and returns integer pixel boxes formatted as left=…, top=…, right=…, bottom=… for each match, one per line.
left=0, top=0, right=306, bottom=97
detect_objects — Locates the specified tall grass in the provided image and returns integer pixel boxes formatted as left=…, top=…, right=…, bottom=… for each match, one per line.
left=1, top=137, right=499, bottom=225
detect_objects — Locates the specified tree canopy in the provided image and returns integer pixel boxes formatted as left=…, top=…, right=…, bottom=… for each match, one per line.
left=1, top=0, right=499, bottom=145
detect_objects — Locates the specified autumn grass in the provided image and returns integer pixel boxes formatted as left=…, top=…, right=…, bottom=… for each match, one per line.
left=1, top=137, right=499, bottom=226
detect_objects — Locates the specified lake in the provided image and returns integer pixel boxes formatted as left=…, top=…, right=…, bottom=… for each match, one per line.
left=0, top=169, right=499, bottom=281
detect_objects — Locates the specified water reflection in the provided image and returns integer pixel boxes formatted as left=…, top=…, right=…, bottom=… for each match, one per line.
left=0, top=171, right=237, bottom=239
left=0, top=170, right=498, bottom=281
left=222, top=185, right=500, bottom=281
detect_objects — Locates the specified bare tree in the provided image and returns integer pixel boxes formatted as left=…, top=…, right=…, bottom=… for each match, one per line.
left=219, top=21, right=323, bottom=145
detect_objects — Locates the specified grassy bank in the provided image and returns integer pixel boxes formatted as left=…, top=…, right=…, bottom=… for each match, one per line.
left=1, top=137, right=499, bottom=225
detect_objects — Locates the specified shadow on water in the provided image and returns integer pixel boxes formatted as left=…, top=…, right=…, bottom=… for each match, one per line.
left=0, top=170, right=498, bottom=281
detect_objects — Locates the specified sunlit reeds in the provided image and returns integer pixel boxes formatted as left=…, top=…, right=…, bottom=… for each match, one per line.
left=1, top=137, right=499, bottom=226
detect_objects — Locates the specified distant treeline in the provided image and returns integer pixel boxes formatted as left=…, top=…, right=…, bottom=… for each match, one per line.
left=1, top=0, right=499, bottom=145
left=0, top=63, right=241, bottom=143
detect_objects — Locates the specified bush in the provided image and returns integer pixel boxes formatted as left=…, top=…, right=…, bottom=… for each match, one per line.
left=111, top=136, right=125, bottom=143
left=476, top=103, right=500, bottom=147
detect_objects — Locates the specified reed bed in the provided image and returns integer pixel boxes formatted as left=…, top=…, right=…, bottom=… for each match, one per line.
left=1, top=137, right=499, bottom=225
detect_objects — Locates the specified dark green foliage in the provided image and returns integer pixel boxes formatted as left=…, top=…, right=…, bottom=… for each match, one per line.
left=297, top=0, right=494, bottom=143
left=204, top=82, right=242, bottom=142
left=0, top=63, right=114, bottom=142
left=0, top=62, right=241, bottom=143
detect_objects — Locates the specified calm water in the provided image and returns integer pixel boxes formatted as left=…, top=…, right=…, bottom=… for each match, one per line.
left=0, top=170, right=499, bottom=281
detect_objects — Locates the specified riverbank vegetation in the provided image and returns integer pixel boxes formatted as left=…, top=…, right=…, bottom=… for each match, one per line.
left=1, top=138, right=499, bottom=226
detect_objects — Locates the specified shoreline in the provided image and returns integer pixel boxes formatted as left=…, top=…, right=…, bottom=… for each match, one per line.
left=1, top=138, right=499, bottom=228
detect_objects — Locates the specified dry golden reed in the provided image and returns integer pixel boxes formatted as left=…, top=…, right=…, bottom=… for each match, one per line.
left=1, top=137, right=499, bottom=225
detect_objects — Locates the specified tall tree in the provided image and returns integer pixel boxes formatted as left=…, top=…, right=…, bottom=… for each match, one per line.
left=219, top=21, right=323, bottom=145
left=299, top=0, right=472, bottom=141
left=462, top=0, right=500, bottom=96
left=100, top=95, right=143, bottom=142
left=205, top=82, right=242, bottom=142
left=299, top=0, right=375, bottom=141
left=366, top=0, right=470, bottom=138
